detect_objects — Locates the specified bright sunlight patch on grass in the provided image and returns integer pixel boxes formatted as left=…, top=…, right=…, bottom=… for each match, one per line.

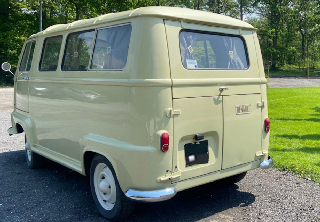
left=268, top=87, right=320, bottom=183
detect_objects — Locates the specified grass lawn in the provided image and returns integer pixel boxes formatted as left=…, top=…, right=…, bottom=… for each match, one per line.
left=268, top=87, right=320, bottom=183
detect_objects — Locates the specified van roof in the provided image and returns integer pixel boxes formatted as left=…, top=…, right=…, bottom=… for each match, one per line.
left=31, top=6, right=255, bottom=37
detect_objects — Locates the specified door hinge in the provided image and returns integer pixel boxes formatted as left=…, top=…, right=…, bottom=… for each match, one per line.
left=157, top=169, right=181, bottom=183
left=257, top=101, right=265, bottom=108
left=165, top=108, right=181, bottom=118
left=255, top=151, right=268, bottom=158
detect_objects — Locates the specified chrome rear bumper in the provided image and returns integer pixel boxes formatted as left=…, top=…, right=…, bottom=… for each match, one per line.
left=260, top=156, right=274, bottom=169
left=125, top=187, right=176, bottom=202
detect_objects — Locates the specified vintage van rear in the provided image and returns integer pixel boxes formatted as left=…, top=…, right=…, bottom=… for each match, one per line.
left=5, top=6, right=272, bottom=221
left=162, top=12, right=272, bottom=192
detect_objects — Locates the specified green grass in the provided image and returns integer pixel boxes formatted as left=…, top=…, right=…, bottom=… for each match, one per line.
left=268, top=87, right=320, bottom=183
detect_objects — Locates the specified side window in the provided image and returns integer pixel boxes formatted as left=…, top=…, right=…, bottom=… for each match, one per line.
left=180, top=31, right=248, bottom=70
left=91, top=24, right=132, bottom=70
left=62, top=31, right=95, bottom=71
left=19, top=41, right=36, bottom=72
left=40, top=36, right=62, bottom=71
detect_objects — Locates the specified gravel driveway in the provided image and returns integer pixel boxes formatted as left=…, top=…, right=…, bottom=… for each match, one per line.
left=1, top=85, right=320, bottom=222
left=268, top=77, right=320, bottom=88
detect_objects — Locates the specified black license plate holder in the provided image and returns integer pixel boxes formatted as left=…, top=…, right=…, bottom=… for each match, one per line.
left=184, top=140, right=209, bottom=167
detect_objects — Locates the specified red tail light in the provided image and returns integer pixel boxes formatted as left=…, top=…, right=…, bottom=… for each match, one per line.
left=160, top=133, right=169, bottom=152
left=264, top=118, right=270, bottom=133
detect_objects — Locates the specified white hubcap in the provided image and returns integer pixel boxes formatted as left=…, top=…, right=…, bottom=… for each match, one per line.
left=94, top=163, right=116, bottom=210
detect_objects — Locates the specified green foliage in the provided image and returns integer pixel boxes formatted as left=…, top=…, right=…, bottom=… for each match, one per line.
left=247, top=0, right=320, bottom=73
left=2, top=0, right=320, bottom=84
left=268, top=87, right=320, bottom=183
left=192, top=40, right=216, bottom=68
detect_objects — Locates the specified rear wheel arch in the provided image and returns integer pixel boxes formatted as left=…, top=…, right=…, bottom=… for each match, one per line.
left=83, top=150, right=119, bottom=180
left=84, top=151, right=96, bottom=176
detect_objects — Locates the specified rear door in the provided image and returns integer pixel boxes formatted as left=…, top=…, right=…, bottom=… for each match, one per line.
left=164, top=20, right=263, bottom=180
left=222, top=94, right=262, bottom=169
left=15, top=40, right=36, bottom=112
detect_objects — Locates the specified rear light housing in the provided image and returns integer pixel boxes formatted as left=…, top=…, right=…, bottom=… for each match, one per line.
left=264, top=118, right=270, bottom=133
left=160, top=133, right=169, bottom=152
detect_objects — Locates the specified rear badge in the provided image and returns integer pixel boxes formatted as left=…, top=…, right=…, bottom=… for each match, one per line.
left=236, top=104, right=251, bottom=115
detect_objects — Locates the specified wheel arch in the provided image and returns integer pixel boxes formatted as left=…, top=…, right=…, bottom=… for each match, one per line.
left=11, top=111, right=37, bottom=147
left=82, top=149, right=119, bottom=180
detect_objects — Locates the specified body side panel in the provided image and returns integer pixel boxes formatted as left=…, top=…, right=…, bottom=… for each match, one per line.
left=24, top=17, right=173, bottom=193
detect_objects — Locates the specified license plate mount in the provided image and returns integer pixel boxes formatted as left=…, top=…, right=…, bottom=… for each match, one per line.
left=184, top=140, right=209, bottom=167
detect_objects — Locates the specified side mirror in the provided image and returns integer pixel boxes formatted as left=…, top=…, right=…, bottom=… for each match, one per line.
left=1, top=62, right=14, bottom=76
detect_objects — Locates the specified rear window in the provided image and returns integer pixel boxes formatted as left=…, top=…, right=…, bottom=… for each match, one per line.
left=20, top=41, right=36, bottom=72
left=62, top=30, right=95, bottom=71
left=180, top=31, right=248, bottom=70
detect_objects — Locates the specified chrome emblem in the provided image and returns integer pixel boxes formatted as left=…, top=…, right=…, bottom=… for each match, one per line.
left=236, top=104, right=251, bottom=115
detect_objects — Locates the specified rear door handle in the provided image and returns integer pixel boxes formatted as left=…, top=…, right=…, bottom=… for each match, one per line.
left=219, top=87, right=229, bottom=92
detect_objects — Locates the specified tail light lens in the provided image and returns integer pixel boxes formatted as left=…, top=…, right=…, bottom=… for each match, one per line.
left=264, top=118, right=270, bottom=133
left=160, top=133, right=169, bottom=152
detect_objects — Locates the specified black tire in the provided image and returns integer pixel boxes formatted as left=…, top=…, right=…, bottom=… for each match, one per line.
left=221, top=172, right=247, bottom=186
left=25, top=135, right=44, bottom=169
left=90, top=154, right=135, bottom=221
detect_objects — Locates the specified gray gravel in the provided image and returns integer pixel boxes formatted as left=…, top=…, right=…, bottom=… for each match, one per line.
left=268, top=77, right=320, bottom=88
left=1, top=86, right=320, bottom=222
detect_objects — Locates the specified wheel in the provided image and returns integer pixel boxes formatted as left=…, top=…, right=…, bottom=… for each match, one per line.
left=221, top=172, right=247, bottom=186
left=25, top=135, right=44, bottom=169
left=90, top=154, right=135, bottom=221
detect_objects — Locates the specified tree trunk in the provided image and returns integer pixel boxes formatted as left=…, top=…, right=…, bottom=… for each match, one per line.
left=43, top=6, right=47, bottom=20
left=240, top=0, right=243, bottom=20
left=208, top=0, right=213, bottom=11
left=75, top=5, right=80, bottom=20
left=300, top=30, right=305, bottom=61
left=197, top=0, right=201, bottom=10
left=0, top=0, right=10, bottom=60
left=271, top=34, right=278, bottom=70
left=65, top=9, right=68, bottom=23
left=306, top=37, right=309, bottom=78
left=1, top=0, right=10, bottom=19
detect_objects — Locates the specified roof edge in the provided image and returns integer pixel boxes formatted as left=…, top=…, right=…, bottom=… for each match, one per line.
left=30, top=6, right=256, bottom=38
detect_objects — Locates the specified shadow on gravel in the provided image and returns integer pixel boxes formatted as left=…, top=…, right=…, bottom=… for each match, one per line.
left=0, top=151, right=256, bottom=222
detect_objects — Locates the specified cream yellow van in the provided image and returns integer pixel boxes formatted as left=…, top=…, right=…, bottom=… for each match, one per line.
left=3, top=6, right=273, bottom=221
